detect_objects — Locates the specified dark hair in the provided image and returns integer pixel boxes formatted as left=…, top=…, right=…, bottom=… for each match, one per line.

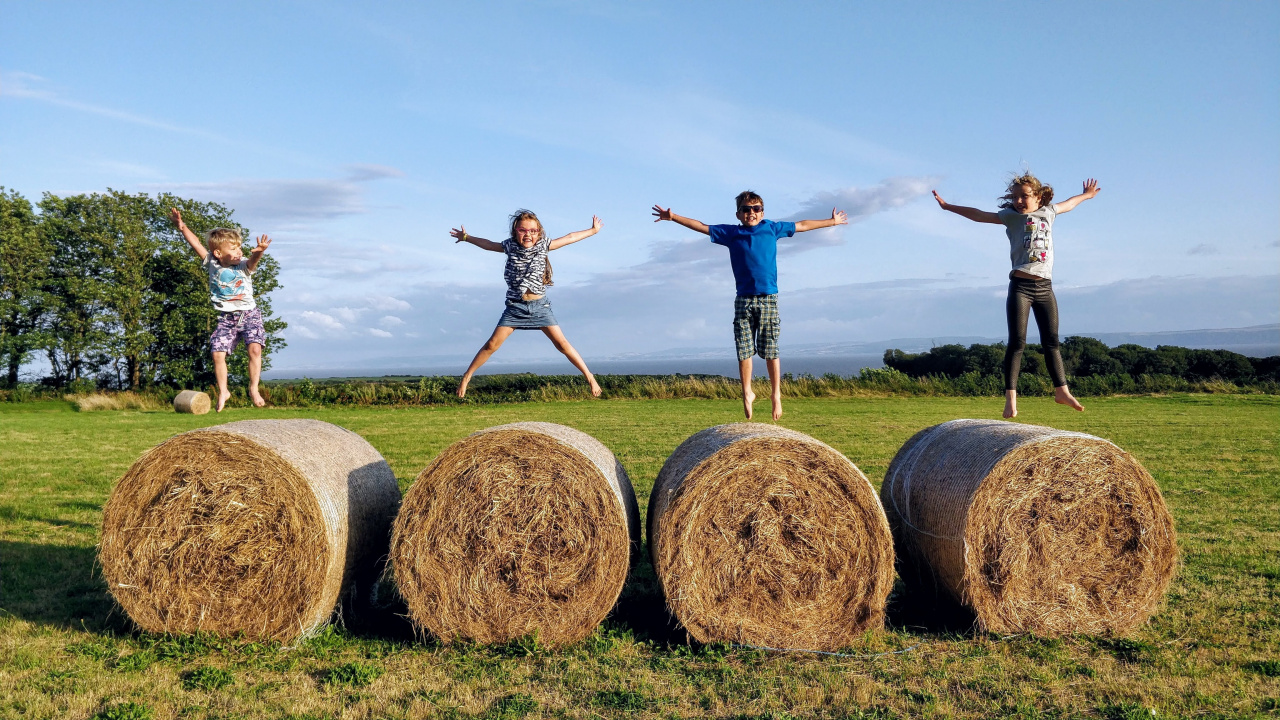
left=735, top=190, right=764, bottom=211
left=508, top=209, right=553, bottom=286
left=998, top=173, right=1054, bottom=210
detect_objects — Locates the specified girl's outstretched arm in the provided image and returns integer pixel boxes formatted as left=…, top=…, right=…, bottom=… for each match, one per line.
left=652, top=205, right=710, bottom=234
left=1052, top=178, right=1100, bottom=214
left=933, top=191, right=1001, bottom=224
left=549, top=215, right=602, bottom=250
left=450, top=225, right=504, bottom=252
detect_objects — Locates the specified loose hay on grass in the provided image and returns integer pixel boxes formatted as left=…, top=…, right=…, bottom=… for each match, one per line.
left=390, top=421, right=640, bottom=646
left=881, top=419, right=1178, bottom=636
left=99, top=419, right=401, bottom=642
left=172, top=390, right=211, bottom=414
left=647, top=423, right=895, bottom=651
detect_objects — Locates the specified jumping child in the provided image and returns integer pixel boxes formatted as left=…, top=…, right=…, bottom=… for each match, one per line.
left=932, top=174, right=1100, bottom=418
left=170, top=208, right=272, bottom=412
left=652, top=192, right=847, bottom=421
left=450, top=210, right=603, bottom=398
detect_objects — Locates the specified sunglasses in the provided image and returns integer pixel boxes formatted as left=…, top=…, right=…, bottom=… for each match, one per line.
left=738, top=205, right=763, bottom=214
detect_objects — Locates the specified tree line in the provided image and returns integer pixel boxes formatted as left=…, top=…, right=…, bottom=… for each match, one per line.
left=884, top=337, right=1280, bottom=384
left=0, top=187, right=285, bottom=391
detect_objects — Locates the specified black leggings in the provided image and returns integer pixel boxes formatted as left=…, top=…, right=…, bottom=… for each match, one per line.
left=1004, top=276, right=1067, bottom=391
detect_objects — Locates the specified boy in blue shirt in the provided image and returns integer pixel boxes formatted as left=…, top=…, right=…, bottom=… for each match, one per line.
left=653, top=191, right=847, bottom=420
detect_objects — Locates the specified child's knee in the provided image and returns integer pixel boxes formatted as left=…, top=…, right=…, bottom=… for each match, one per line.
left=247, top=343, right=263, bottom=357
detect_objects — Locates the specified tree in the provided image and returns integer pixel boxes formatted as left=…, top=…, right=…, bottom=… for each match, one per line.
left=0, top=188, right=52, bottom=387
left=38, top=193, right=114, bottom=386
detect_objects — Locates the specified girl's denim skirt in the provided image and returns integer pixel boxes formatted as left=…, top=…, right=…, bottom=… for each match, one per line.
left=497, top=296, right=558, bottom=329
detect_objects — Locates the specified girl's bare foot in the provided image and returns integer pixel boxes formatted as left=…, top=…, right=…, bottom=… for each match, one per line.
left=1054, top=386, right=1084, bottom=412
left=456, top=376, right=471, bottom=398
left=771, top=393, right=783, bottom=421
left=1003, top=391, right=1017, bottom=419
left=742, top=389, right=755, bottom=420
left=589, top=380, right=602, bottom=398
left=216, top=390, right=231, bottom=413
left=249, top=388, right=266, bottom=408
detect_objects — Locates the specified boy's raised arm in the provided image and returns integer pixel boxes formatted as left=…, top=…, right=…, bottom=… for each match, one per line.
left=549, top=215, right=602, bottom=250
left=932, top=191, right=1001, bottom=224
left=1052, top=178, right=1100, bottom=214
left=652, top=205, right=710, bottom=235
left=246, top=235, right=272, bottom=271
left=170, top=208, right=209, bottom=260
left=795, top=208, right=848, bottom=232
left=450, top=225, right=504, bottom=252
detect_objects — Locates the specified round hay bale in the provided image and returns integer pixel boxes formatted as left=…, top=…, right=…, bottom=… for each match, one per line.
left=390, top=421, right=640, bottom=646
left=881, top=419, right=1178, bottom=636
left=100, top=419, right=401, bottom=642
left=647, top=423, right=895, bottom=651
left=173, top=390, right=211, bottom=415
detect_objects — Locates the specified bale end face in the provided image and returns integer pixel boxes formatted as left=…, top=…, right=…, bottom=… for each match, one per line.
left=173, top=390, right=211, bottom=414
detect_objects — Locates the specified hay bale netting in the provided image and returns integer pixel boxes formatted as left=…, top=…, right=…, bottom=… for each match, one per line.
left=647, top=423, right=895, bottom=651
left=881, top=419, right=1178, bottom=636
left=172, top=390, right=211, bottom=415
left=100, top=419, right=401, bottom=642
left=390, top=421, right=640, bottom=646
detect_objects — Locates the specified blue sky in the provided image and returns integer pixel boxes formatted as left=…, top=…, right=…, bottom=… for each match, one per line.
left=3, top=1, right=1277, bottom=372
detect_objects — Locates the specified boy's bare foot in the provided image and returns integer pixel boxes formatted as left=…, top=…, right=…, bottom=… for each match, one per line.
left=249, top=388, right=266, bottom=408
left=216, top=390, right=231, bottom=413
left=1054, top=386, right=1084, bottom=412
left=1003, top=392, right=1017, bottom=419
left=771, top=393, right=783, bottom=421
left=742, top=388, right=755, bottom=420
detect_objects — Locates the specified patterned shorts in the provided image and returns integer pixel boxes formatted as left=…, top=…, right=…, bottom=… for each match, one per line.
left=733, top=294, right=779, bottom=361
left=210, top=308, right=266, bottom=353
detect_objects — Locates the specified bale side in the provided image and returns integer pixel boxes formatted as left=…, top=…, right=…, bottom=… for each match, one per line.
left=173, top=390, right=210, bottom=414
left=649, top=423, right=895, bottom=651
left=100, top=419, right=400, bottom=641
left=881, top=419, right=1178, bottom=636
left=390, top=422, right=636, bottom=645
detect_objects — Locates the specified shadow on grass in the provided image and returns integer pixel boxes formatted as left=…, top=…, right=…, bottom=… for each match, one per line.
left=608, top=557, right=686, bottom=646
left=884, top=579, right=978, bottom=636
left=0, top=540, right=127, bottom=633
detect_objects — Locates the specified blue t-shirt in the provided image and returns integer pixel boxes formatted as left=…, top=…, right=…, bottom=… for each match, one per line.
left=708, top=220, right=796, bottom=296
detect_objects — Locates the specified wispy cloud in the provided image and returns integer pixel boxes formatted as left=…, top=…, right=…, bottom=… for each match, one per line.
left=779, top=176, right=937, bottom=253
left=1187, top=243, right=1217, bottom=256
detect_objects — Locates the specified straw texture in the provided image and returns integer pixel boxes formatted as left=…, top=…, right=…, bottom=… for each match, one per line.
left=172, top=390, right=211, bottom=414
left=100, top=419, right=401, bottom=642
left=390, top=421, right=639, bottom=646
left=647, top=423, right=895, bottom=651
left=881, top=419, right=1177, bottom=636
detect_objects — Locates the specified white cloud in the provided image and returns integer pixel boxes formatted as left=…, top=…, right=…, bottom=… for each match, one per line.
left=298, top=310, right=345, bottom=332
left=368, top=328, right=393, bottom=338
left=778, top=176, right=937, bottom=254
left=343, top=163, right=406, bottom=182
left=368, top=295, right=412, bottom=311
left=379, top=315, right=405, bottom=328
left=330, top=307, right=363, bottom=324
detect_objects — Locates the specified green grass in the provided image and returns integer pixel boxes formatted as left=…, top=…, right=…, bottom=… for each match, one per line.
left=1, top=394, right=1277, bottom=718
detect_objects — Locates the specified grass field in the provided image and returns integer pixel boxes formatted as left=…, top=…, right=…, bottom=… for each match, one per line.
left=1, top=394, right=1277, bottom=719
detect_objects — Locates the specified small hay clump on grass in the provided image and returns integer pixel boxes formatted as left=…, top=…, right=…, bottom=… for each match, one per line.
left=390, top=421, right=639, bottom=646
left=647, top=423, right=895, bottom=651
left=172, top=390, right=211, bottom=414
left=100, top=419, right=401, bottom=642
left=881, top=418, right=1178, bottom=636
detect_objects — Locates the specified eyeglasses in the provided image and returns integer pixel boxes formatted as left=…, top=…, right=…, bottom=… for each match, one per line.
left=738, top=205, right=763, bottom=214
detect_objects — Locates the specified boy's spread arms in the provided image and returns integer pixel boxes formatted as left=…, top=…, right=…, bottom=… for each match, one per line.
left=170, top=208, right=209, bottom=260
left=245, top=235, right=271, bottom=271
left=794, top=208, right=849, bottom=232
left=1052, top=178, right=1100, bottom=214
left=549, top=215, right=602, bottom=250
left=651, top=205, right=710, bottom=235
left=932, top=191, right=1001, bottom=224
left=450, top=225, right=504, bottom=252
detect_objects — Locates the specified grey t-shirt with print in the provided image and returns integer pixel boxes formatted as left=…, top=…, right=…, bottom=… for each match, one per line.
left=202, top=254, right=257, bottom=312
left=998, top=204, right=1057, bottom=280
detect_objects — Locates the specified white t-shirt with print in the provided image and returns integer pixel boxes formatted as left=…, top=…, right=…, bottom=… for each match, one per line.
left=202, top=255, right=256, bottom=312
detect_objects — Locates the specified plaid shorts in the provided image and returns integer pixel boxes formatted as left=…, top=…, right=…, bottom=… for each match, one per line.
left=733, top=294, right=779, bottom=361
left=210, top=307, right=266, bottom=353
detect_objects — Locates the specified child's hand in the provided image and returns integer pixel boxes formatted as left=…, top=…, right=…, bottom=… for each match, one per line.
left=931, top=190, right=948, bottom=208
left=830, top=208, right=848, bottom=225
left=253, top=235, right=271, bottom=252
left=450, top=225, right=469, bottom=243
left=591, top=215, right=603, bottom=232
left=170, top=207, right=185, bottom=228
left=1081, top=178, right=1100, bottom=198
left=651, top=205, right=673, bottom=222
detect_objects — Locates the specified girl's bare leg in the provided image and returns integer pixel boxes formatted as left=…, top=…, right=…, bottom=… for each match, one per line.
left=458, top=326, right=515, bottom=397
left=1054, top=385, right=1084, bottom=412
left=212, top=351, right=231, bottom=412
left=542, top=325, right=601, bottom=397
left=767, top=357, right=782, bottom=420
left=738, top=358, right=755, bottom=419
left=247, top=343, right=266, bottom=407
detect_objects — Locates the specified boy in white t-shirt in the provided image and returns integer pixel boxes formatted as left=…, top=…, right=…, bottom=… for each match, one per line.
left=170, top=208, right=272, bottom=411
